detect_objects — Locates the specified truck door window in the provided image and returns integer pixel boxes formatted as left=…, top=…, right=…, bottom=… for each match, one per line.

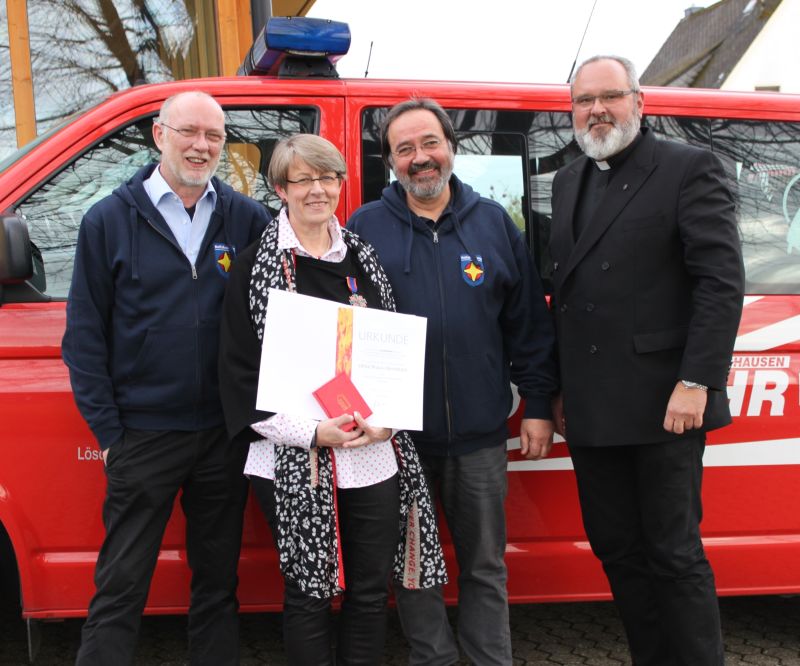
left=649, top=116, right=800, bottom=295
left=646, top=115, right=712, bottom=149
left=363, top=106, right=800, bottom=296
left=381, top=131, right=528, bottom=232
left=710, top=119, right=800, bottom=295
left=523, top=111, right=580, bottom=291
left=455, top=133, right=527, bottom=234
left=15, top=107, right=317, bottom=300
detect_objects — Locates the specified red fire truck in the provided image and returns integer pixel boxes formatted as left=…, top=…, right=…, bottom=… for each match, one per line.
left=1, top=16, right=798, bottom=655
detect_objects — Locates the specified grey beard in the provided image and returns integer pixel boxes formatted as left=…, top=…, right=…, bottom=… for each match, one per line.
left=397, top=163, right=452, bottom=200
left=178, top=165, right=218, bottom=188
left=575, top=114, right=640, bottom=161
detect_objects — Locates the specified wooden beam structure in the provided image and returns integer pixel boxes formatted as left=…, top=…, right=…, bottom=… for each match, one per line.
left=216, top=0, right=252, bottom=76
left=6, top=0, right=37, bottom=147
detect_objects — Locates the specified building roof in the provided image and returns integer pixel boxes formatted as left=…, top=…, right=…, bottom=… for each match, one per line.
left=641, top=0, right=782, bottom=88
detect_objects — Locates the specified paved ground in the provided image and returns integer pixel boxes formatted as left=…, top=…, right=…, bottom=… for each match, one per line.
left=1, top=594, right=799, bottom=664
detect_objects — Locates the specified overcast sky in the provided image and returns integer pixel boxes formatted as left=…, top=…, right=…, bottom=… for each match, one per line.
left=307, top=0, right=715, bottom=84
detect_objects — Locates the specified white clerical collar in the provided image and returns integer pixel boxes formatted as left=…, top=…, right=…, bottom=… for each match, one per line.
left=594, top=160, right=611, bottom=171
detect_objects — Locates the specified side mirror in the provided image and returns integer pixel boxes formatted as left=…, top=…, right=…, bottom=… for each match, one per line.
left=0, top=214, right=34, bottom=283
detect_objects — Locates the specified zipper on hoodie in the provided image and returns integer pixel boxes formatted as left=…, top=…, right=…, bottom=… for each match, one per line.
left=145, top=218, right=197, bottom=279
left=145, top=218, right=203, bottom=423
left=430, top=227, right=454, bottom=444
left=193, top=261, right=201, bottom=425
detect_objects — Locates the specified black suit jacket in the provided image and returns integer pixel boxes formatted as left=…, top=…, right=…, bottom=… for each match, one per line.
left=550, top=128, right=744, bottom=447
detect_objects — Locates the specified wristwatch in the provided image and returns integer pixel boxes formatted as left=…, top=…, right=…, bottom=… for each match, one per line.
left=681, top=380, right=708, bottom=392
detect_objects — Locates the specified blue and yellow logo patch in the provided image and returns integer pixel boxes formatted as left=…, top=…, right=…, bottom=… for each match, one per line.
left=214, top=243, right=235, bottom=277
left=460, top=254, right=485, bottom=287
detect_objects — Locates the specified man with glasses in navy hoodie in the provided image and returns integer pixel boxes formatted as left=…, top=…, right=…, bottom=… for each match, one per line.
left=63, top=91, right=267, bottom=666
left=349, top=98, right=558, bottom=666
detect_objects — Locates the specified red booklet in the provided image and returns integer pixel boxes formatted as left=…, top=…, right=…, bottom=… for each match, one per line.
left=312, top=372, right=372, bottom=432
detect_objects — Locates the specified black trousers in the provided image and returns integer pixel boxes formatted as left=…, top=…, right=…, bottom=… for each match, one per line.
left=252, top=473, right=400, bottom=666
left=75, top=427, right=249, bottom=666
left=569, top=436, right=724, bottom=666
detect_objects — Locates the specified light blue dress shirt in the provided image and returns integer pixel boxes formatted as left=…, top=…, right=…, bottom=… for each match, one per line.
left=143, top=165, right=217, bottom=267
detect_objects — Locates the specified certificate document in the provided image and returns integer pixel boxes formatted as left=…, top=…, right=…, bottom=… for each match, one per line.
left=256, top=288, right=427, bottom=430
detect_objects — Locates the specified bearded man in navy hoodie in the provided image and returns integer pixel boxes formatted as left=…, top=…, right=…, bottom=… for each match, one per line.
left=63, top=91, right=267, bottom=666
left=348, top=98, right=558, bottom=666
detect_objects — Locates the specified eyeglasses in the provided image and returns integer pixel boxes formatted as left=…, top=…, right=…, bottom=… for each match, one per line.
left=572, top=89, right=638, bottom=109
left=285, top=174, right=343, bottom=189
left=392, top=138, right=444, bottom=159
left=156, top=121, right=226, bottom=144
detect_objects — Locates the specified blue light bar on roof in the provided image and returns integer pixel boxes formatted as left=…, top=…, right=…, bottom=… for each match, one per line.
left=240, top=17, right=351, bottom=77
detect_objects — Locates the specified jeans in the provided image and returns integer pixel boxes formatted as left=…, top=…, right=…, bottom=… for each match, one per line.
left=395, top=443, right=511, bottom=666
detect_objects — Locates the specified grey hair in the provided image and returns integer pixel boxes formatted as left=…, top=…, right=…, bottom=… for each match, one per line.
left=570, top=55, right=640, bottom=95
left=268, top=133, right=347, bottom=189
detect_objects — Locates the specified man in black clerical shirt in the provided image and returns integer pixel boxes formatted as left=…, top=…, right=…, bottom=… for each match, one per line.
left=549, top=55, right=744, bottom=666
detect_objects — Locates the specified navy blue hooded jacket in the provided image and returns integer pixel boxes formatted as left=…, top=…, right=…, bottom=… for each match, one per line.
left=348, top=175, right=558, bottom=456
left=62, top=163, right=268, bottom=450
